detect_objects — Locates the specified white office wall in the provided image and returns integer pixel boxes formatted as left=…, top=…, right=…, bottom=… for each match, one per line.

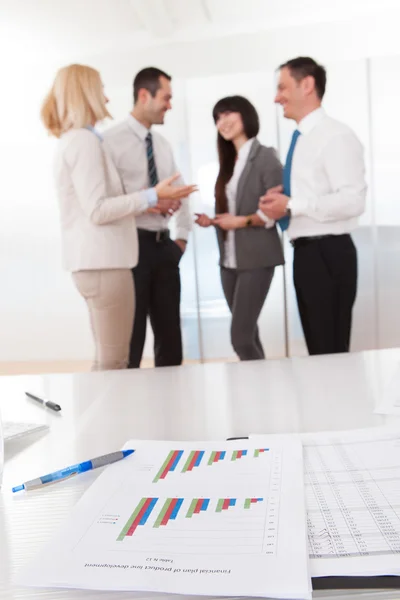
left=3, top=10, right=400, bottom=362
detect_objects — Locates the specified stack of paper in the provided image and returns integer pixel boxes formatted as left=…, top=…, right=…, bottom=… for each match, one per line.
left=18, top=438, right=312, bottom=599
left=253, top=428, right=400, bottom=578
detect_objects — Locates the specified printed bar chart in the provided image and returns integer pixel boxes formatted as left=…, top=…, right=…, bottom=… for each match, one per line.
left=182, top=450, right=205, bottom=473
left=117, top=497, right=158, bottom=540
left=154, top=498, right=184, bottom=528
left=207, top=450, right=226, bottom=465
left=186, top=498, right=210, bottom=518
left=254, top=448, right=269, bottom=457
left=244, top=498, right=264, bottom=509
left=231, top=449, right=248, bottom=461
left=216, top=498, right=237, bottom=512
left=153, top=450, right=184, bottom=482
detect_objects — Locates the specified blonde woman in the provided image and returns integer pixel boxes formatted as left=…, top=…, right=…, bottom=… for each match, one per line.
left=41, top=64, right=195, bottom=371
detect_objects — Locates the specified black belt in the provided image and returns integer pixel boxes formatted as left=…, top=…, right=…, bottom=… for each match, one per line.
left=138, top=228, right=170, bottom=242
left=291, top=234, right=347, bottom=249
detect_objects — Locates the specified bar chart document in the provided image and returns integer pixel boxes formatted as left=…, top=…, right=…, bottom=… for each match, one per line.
left=18, top=438, right=311, bottom=599
left=253, top=428, right=400, bottom=578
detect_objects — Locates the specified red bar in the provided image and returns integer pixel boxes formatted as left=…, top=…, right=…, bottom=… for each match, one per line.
left=259, top=449, right=265, bottom=453
left=126, top=498, right=153, bottom=536
left=222, top=498, right=230, bottom=510
left=160, top=451, right=180, bottom=480
left=194, top=499, right=203, bottom=514
left=251, top=498, right=258, bottom=503
left=237, top=450, right=243, bottom=459
left=187, top=451, right=200, bottom=472
left=161, top=498, right=178, bottom=526
left=213, top=451, right=221, bottom=463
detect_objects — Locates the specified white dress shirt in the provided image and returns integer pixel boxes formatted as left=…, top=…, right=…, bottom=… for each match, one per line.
left=224, top=138, right=255, bottom=269
left=287, top=107, right=367, bottom=240
left=54, top=128, right=152, bottom=272
left=103, top=115, right=192, bottom=241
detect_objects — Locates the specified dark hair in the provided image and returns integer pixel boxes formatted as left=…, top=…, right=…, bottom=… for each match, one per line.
left=212, top=96, right=259, bottom=214
left=280, top=57, right=327, bottom=100
left=133, top=67, right=171, bottom=104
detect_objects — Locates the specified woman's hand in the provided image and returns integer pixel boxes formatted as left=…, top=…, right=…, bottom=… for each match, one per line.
left=195, top=213, right=215, bottom=228
left=214, top=213, right=246, bottom=231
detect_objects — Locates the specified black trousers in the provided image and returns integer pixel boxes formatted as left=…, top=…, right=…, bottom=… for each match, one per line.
left=129, top=230, right=183, bottom=368
left=293, top=234, right=357, bottom=356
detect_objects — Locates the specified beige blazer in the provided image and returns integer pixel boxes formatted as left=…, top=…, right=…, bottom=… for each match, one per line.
left=54, top=128, right=150, bottom=272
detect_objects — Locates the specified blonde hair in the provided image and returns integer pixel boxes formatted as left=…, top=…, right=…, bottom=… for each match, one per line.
left=41, top=64, right=112, bottom=138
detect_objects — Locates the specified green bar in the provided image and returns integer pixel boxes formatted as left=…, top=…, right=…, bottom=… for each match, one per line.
left=186, top=498, right=198, bottom=518
left=254, top=449, right=260, bottom=458
left=153, top=451, right=174, bottom=483
left=231, top=450, right=238, bottom=461
left=117, top=497, right=147, bottom=541
left=154, top=498, right=172, bottom=528
left=182, top=451, right=195, bottom=473
left=244, top=498, right=251, bottom=510
left=216, top=499, right=224, bottom=512
left=208, top=451, right=216, bottom=465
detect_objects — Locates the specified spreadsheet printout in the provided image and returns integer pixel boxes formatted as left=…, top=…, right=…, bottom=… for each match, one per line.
left=252, top=428, right=400, bottom=577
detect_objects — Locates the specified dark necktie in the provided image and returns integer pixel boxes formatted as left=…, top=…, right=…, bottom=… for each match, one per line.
left=145, top=132, right=159, bottom=186
left=278, top=129, right=301, bottom=232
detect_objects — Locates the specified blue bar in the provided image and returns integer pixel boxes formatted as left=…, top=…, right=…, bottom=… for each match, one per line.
left=195, top=451, right=204, bottom=467
left=170, top=498, right=184, bottom=520
left=242, top=450, right=248, bottom=456
left=257, top=498, right=263, bottom=502
left=201, top=498, right=210, bottom=511
left=170, top=451, right=184, bottom=472
left=220, top=451, right=226, bottom=460
left=139, top=498, right=158, bottom=525
left=229, top=498, right=236, bottom=507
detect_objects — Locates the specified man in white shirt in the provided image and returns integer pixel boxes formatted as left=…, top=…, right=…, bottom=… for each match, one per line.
left=259, top=57, right=367, bottom=355
left=104, top=67, right=192, bottom=368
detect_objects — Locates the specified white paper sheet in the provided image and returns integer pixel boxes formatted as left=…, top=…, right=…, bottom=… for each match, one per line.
left=18, top=438, right=311, bottom=599
left=251, top=428, right=400, bottom=578
left=374, top=367, right=400, bottom=415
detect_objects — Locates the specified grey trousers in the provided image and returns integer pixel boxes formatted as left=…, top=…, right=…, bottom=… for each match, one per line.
left=220, top=266, right=275, bottom=361
left=72, top=269, right=134, bottom=371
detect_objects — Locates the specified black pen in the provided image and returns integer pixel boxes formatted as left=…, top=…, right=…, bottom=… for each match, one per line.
left=25, top=392, right=61, bottom=412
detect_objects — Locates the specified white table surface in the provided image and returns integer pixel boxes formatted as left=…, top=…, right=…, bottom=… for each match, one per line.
left=1, top=348, right=400, bottom=600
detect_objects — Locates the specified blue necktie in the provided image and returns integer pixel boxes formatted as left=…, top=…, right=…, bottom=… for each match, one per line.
left=145, top=132, right=159, bottom=186
left=278, top=129, right=301, bottom=232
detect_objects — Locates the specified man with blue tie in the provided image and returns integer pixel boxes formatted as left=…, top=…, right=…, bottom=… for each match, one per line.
left=104, top=68, right=193, bottom=368
left=259, top=57, right=367, bottom=355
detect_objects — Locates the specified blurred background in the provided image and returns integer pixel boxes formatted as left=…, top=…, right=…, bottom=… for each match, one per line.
left=1, top=0, right=400, bottom=371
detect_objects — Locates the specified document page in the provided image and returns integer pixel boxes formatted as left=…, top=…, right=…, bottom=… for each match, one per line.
left=253, top=428, right=400, bottom=577
left=19, top=438, right=311, bottom=599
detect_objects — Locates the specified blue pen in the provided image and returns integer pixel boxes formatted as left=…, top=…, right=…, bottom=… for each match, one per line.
left=12, top=449, right=134, bottom=492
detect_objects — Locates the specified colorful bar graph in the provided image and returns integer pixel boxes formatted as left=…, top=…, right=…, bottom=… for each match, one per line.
left=117, top=497, right=158, bottom=540
left=154, top=498, right=184, bottom=528
left=182, top=450, right=205, bottom=472
left=254, top=448, right=269, bottom=457
left=186, top=498, right=210, bottom=518
left=231, top=449, right=248, bottom=461
left=216, top=498, right=237, bottom=512
left=153, top=450, right=184, bottom=482
left=208, top=450, right=226, bottom=465
left=244, top=497, right=264, bottom=509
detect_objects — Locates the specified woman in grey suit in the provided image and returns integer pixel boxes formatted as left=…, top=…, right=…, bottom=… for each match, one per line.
left=195, top=96, right=284, bottom=361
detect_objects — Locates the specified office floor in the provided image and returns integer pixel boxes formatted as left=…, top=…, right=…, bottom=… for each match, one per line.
left=0, top=358, right=237, bottom=375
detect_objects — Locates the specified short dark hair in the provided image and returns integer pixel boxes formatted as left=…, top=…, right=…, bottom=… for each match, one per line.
left=280, top=57, right=327, bottom=99
left=133, top=67, right=171, bottom=103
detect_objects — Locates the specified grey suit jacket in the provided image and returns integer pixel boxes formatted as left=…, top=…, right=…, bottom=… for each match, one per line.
left=216, top=139, right=285, bottom=270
